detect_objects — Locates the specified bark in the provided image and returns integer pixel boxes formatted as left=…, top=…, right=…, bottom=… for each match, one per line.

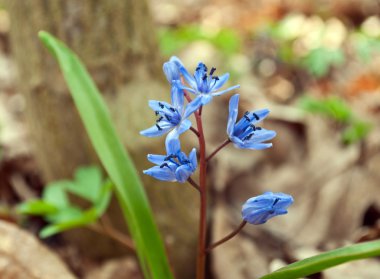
left=6, top=1, right=197, bottom=277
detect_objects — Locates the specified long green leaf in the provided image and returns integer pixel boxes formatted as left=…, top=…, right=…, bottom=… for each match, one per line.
left=260, top=240, right=380, bottom=279
left=38, top=31, right=173, bottom=279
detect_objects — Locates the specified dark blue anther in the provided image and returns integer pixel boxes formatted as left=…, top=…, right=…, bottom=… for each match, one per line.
left=210, top=67, right=216, bottom=76
left=156, top=124, right=162, bottom=130
left=272, top=198, right=280, bottom=206
left=202, top=74, right=207, bottom=81
left=164, top=154, right=176, bottom=161
left=158, top=102, right=164, bottom=109
left=250, top=124, right=256, bottom=131
left=243, top=133, right=254, bottom=141
left=165, top=114, right=172, bottom=121
left=155, top=111, right=159, bottom=116
left=159, top=163, right=169, bottom=169
left=252, top=113, right=260, bottom=121
left=156, top=116, right=163, bottom=123
left=169, top=107, right=176, bottom=112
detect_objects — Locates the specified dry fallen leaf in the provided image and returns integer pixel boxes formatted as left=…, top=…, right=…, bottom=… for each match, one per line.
left=0, top=221, right=76, bottom=279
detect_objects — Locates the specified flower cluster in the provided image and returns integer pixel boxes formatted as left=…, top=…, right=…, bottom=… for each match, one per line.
left=141, top=56, right=293, bottom=225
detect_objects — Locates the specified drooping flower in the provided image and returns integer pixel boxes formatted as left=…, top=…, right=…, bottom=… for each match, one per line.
left=227, top=94, right=276, bottom=150
left=242, top=192, right=294, bottom=225
left=169, top=56, right=240, bottom=109
left=140, top=83, right=201, bottom=137
left=143, top=133, right=197, bottom=183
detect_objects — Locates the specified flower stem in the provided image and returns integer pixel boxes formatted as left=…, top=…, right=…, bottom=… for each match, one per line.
left=88, top=221, right=135, bottom=251
left=187, top=177, right=201, bottom=192
left=206, top=139, right=231, bottom=162
left=194, top=107, right=207, bottom=279
left=190, top=127, right=200, bottom=137
left=206, top=221, right=247, bottom=252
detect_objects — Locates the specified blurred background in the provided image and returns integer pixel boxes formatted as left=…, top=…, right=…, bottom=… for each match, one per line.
left=0, top=0, right=380, bottom=278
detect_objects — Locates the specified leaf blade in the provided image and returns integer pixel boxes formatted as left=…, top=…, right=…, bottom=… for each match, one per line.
left=38, top=31, right=173, bottom=279
left=260, top=240, right=380, bottom=279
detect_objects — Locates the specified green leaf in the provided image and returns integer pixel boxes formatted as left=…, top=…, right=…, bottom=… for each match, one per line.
left=42, top=181, right=70, bottom=208
left=40, top=208, right=98, bottom=238
left=66, top=166, right=103, bottom=202
left=45, top=205, right=83, bottom=223
left=39, top=31, right=173, bottom=279
left=260, top=240, right=380, bottom=279
left=342, top=120, right=372, bottom=144
left=17, top=200, right=58, bottom=216
left=299, top=96, right=352, bottom=123
left=94, top=179, right=113, bottom=216
left=302, top=47, right=345, bottom=77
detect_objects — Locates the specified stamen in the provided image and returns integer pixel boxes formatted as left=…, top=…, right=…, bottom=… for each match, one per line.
left=252, top=113, right=260, bottom=120
left=256, top=127, right=262, bottom=130
left=169, top=107, right=176, bottom=112
left=250, top=124, right=256, bottom=131
left=272, top=198, right=280, bottom=206
left=210, top=67, right=216, bottom=76
left=156, top=124, right=162, bottom=131
left=243, top=133, right=254, bottom=141
left=164, top=154, right=176, bottom=161
left=202, top=74, right=207, bottom=81
left=212, top=76, right=219, bottom=81
left=155, top=111, right=159, bottom=116
left=159, top=163, right=170, bottom=169
left=156, top=116, right=163, bottom=123
left=158, top=102, right=164, bottom=109
left=244, top=114, right=250, bottom=121
left=165, top=114, right=172, bottom=121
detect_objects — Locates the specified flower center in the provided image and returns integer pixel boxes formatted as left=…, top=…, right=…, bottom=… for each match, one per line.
left=154, top=102, right=181, bottom=130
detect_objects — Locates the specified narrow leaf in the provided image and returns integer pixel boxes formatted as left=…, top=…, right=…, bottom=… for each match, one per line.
left=40, top=208, right=98, bottom=238
left=260, top=240, right=380, bottom=279
left=38, top=31, right=173, bottom=279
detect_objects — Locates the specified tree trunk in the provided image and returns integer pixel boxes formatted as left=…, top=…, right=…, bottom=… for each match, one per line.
left=7, top=1, right=197, bottom=277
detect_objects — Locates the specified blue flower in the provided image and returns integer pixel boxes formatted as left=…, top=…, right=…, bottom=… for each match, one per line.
left=143, top=134, right=197, bottom=183
left=242, top=192, right=294, bottom=225
left=170, top=56, right=240, bottom=109
left=140, top=83, right=201, bottom=137
left=227, top=94, right=276, bottom=150
left=163, top=57, right=181, bottom=83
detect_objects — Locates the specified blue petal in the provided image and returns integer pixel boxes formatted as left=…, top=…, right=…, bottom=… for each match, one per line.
left=209, top=73, right=229, bottom=91
left=229, top=135, right=244, bottom=146
left=250, top=109, right=270, bottom=125
left=176, top=82, right=197, bottom=95
left=148, top=100, right=172, bottom=112
left=165, top=131, right=181, bottom=155
left=211, top=84, right=240, bottom=97
left=189, top=148, right=198, bottom=170
left=178, top=65, right=198, bottom=90
left=170, top=84, right=184, bottom=113
left=200, top=94, right=213, bottom=106
left=163, top=60, right=180, bottom=83
left=140, top=125, right=172, bottom=137
left=177, top=119, right=192, bottom=135
left=175, top=165, right=194, bottom=183
left=227, top=94, right=239, bottom=137
left=184, top=96, right=203, bottom=118
left=239, top=142, right=273, bottom=150
left=247, top=130, right=277, bottom=143
left=242, top=207, right=273, bottom=224
left=147, top=154, right=167, bottom=165
left=143, top=166, right=176, bottom=182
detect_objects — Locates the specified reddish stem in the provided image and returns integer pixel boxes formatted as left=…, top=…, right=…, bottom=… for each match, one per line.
left=190, top=127, right=200, bottom=137
left=194, top=107, right=207, bottom=279
left=206, top=221, right=247, bottom=252
left=187, top=177, right=201, bottom=192
left=206, top=139, right=231, bottom=162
